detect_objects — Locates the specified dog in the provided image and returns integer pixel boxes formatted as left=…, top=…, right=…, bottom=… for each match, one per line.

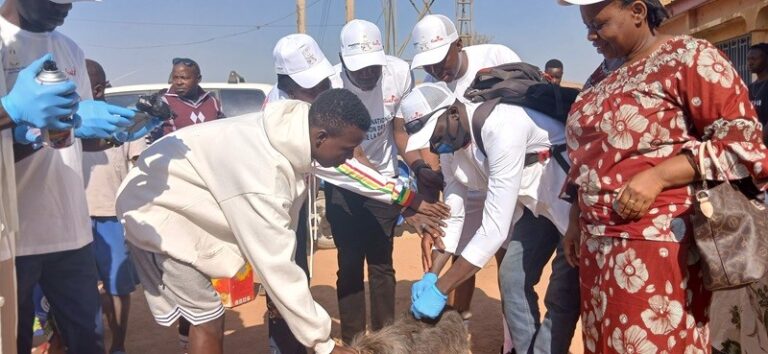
left=348, top=308, right=470, bottom=354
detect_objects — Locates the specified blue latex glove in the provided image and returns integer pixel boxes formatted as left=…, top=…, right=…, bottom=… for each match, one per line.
left=411, top=272, right=438, bottom=304
left=12, top=125, right=42, bottom=147
left=74, top=100, right=135, bottom=139
left=411, top=283, right=447, bottom=320
left=1, top=53, right=79, bottom=129
left=112, top=113, right=163, bottom=143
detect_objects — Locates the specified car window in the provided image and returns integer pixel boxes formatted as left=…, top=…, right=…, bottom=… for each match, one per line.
left=105, top=92, right=147, bottom=108
left=218, top=89, right=265, bottom=117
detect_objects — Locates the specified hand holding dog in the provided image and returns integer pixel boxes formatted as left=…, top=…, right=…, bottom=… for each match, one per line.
left=411, top=283, right=447, bottom=320
left=411, top=272, right=438, bottom=303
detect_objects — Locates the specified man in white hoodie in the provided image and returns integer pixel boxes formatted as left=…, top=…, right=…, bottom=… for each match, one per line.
left=117, top=89, right=368, bottom=354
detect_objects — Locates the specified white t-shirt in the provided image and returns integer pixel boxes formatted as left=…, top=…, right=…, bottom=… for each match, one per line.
left=333, top=55, right=412, bottom=178
left=426, top=44, right=521, bottom=103
left=82, top=140, right=146, bottom=217
left=440, top=103, right=570, bottom=267
left=0, top=15, right=94, bottom=256
left=0, top=40, right=13, bottom=262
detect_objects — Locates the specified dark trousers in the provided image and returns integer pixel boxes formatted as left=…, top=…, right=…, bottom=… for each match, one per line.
left=268, top=201, right=310, bottom=354
left=325, top=184, right=400, bottom=344
left=16, top=243, right=105, bottom=354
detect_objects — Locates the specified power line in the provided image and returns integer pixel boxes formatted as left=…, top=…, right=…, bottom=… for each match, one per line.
left=317, top=0, right=333, bottom=45
left=69, top=18, right=340, bottom=29
left=80, top=0, right=324, bottom=50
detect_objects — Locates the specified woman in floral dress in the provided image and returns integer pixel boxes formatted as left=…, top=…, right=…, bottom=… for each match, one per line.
left=559, top=0, right=768, bottom=353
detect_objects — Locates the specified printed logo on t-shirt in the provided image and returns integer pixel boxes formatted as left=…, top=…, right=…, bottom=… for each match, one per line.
left=367, top=115, right=391, bottom=140
left=383, top=94, right=400, bottom=104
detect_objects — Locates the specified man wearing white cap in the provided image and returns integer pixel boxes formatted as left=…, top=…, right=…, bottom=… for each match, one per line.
left=409, top=13, right=528, bottom=354
left=0, top=0, right=161, bottom=353
left=313, top=19, right=448, bottom=344
left=403, top=82, right=580, bottom=354
left=265, top=33, right=336, bottom=105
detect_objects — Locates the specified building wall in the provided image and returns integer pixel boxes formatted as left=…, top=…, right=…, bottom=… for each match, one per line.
left=660, top=0, right=768, bottom=81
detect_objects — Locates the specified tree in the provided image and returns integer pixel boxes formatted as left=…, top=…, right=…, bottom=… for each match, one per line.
left=470, top=32, right=494, bottom=45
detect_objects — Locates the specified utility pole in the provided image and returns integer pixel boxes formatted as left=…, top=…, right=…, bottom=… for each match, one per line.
left=456, top=0, right=473, bottom=45
left=297, top=0, right=306, bottom=34
left=345, top=0, right=355, bottom=22
left=383, top=0, right=397, bottom=55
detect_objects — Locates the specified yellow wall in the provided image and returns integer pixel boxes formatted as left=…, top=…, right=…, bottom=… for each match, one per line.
left=661, top=0, right=768, bottom=44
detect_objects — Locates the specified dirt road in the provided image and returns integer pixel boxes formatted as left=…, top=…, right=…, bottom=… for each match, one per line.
left=117, top=231, right=583, bottom=353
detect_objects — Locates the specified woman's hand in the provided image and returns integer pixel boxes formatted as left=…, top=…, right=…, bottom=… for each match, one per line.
left=615, top=167, right=664, bottom=221
left=563, top=224, right=581, bottom=268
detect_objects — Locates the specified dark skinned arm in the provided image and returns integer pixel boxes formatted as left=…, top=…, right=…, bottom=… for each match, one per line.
left=435, top=256, right=481, bottom=295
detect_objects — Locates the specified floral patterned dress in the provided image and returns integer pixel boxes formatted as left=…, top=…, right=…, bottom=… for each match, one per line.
left=565, top=35, right=768, bottom=353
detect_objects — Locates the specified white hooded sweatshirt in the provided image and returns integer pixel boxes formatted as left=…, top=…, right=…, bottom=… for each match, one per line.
left=116, top=100, right=336, bottom=354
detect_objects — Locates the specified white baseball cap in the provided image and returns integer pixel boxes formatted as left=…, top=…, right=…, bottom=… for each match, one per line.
left=410, top=14, right=459, bottom=70
left=273, top=33, right=336, bottom=89
left=340, top=19, right=387, bottom=72
left=50, top=0, right=99, bottom=3
left=401, top=82, right=457, bottom=152
left=557, top=0, right=607, bottom=5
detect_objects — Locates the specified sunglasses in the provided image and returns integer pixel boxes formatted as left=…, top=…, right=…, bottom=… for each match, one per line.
left=172, top=57, right=197, bottom=67
left=404, top=106, right=449, bottom=135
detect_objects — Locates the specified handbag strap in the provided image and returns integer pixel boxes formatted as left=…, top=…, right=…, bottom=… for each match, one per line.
left=698, top=141, right=728, bottom=189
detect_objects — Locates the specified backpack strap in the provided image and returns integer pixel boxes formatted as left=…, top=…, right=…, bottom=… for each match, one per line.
left=551, top=84, right=564, bottom=117
left=471, top=97, right=501, bottom=157
left=551, top=144, right=570, bottom=173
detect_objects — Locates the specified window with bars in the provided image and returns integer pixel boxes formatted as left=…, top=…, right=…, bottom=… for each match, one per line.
left=716, top=34, right=752, bottom=83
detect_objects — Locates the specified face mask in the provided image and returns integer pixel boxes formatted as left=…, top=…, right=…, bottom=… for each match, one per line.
left=430, top=117, right=467, bottom=155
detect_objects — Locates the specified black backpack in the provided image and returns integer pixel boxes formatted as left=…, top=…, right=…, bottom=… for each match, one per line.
left=463, top=62, right=578, bottom=171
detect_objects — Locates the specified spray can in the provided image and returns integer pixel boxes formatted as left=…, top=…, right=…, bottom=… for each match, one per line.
left=36, top=60, right=74, bottom=149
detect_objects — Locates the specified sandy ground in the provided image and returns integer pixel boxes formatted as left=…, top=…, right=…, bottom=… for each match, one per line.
left=115, top=230, right=583, bottom=353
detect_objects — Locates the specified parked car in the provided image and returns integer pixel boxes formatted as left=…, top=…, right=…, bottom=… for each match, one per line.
left=106, top=81, right=340, bottom=252
left=105, top=82, right=272, bottom=117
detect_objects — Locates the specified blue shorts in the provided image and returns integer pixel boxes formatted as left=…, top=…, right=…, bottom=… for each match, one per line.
left=91, top=216, right=138, bottom=296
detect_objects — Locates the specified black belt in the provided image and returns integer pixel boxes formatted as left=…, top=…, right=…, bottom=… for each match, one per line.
left=523, top=144, right=570, bottom=172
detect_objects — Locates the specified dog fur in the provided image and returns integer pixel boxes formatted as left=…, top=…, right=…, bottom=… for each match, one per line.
left=348, top=309, right=470, bottom=354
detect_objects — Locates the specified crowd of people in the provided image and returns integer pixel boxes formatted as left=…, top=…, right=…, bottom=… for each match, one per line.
left=1, top=0, right=768, bottom=354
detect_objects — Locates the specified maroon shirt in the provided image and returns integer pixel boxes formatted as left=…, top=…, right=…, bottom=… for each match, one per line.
left=162, top=89, right=224, bottom=135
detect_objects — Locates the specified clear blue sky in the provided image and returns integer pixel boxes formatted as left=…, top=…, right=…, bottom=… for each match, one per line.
left=56, top=0, right=602, bottom=87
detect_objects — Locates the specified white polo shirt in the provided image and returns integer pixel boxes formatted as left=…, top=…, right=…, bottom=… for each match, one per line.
left=313, top=56, right=413, bottom=202
left=0, top=15, right=93, bottom=256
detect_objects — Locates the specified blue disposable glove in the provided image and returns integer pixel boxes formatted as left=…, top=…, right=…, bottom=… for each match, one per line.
left=410, top=283, right=447, bottom=320
left=411, top=272, right=438, bottom=304
left=111, top=113, right=163, bottom=143
left=1, top=53, right=79, bottom=129
left=12, top=125, right=42, bottom=147
left=74, top=100, right=135, bottom=139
